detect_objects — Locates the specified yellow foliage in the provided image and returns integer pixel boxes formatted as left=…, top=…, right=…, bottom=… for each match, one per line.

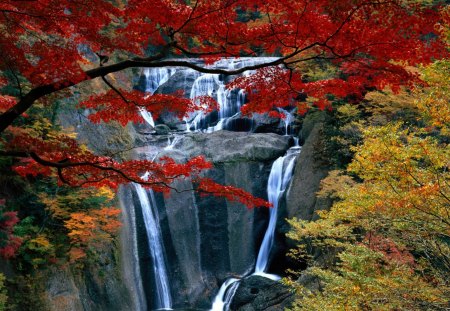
left=287, top=59, right=450, bottom=309
left=288, top=246, right=447, bottom=311
left=64, top=207, right=121, bottom=261
left=0, top=273, right=6, bottom=311
left=415, top=60, right=450, bottom=132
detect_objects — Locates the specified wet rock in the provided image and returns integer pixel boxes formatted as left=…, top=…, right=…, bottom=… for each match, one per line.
left=155, top=124, right=171, bottom=135
left=230, top=275, right=294, bottom=311
left=251, top=113, right=284, bottom=135
left=43, top=252, right=134, bottom=311
left=285, top=123, right=331, bottom=221
left=178, top=130, right=290, bottom=163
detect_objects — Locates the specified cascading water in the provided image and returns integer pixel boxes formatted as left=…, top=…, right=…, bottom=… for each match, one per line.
left=186, top=57, right=278, bottom=132
left=140, top=67, right=177, bottom=127
left=119, top=190, right=147, bottom=311
left=133, top=183, right=173, bottom=310
left=278, top=107, right=294, bottom=136
left=210, top=146, right=301, bottom=310
left=145, top=67, right=177, bottom=95
left=126, top=57, right=299, bottom=310
left=254, top=147, right=300, bottom=277
left=210, top=278, right=240, bottom=311
left=164, top=135, right=182, bottom=150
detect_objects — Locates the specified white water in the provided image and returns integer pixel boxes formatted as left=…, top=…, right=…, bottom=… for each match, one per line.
left=278, top=107, right=294, bottom=136
left=165, top=135, right=182, bottom=150
left=254, top=147, right=300, bottom=275
left=144, top=67, right=177, bottom=95
left=186, top=57, right=278, bottom=132
left=133, top=184, right=172, bottom=310
left=210, top=278, right=240, bottom=311
left=119, top=191, right=147, bottom=311
left=210, top=146, right=301, bottom=310
left=140, top=67, right=177, bottom=127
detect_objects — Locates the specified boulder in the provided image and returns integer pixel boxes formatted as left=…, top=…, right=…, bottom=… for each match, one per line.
left=230, top=275, right=294, bottom=311
left=154, top=124, right=171, bottom=135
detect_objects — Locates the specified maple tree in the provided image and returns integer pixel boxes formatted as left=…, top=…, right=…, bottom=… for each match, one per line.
left=286, top=57, right=450, bottom=309
left=0, top=1, right=448, bottom=202
left=0, top=200, right=21, bottom=259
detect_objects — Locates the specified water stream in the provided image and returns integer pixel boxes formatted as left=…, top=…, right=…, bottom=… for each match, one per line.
left=133, top=184, right=173, bottom=310
left=210, top=146, right=301, bottom=310
left=254, top=147, right=300, bottom=278
left=140, top=67, right=177, bottom=127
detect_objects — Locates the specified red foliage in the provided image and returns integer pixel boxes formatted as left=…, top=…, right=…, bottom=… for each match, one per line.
left=0, top=209, right=22, bottom=259
left=196, top=178, right=271, bottom=208
left=0, top=96, right=17, bottom=113
left=364, top=233, right=415, bottom=267
left=78, top=90, right=217, bottom=126
left=0, top=0, right=448, bottom=208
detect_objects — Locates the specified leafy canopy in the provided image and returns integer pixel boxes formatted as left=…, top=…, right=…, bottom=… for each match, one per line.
left=0, top=0, right=448, bottom=199
left=286, top=58, right=450, bottom=310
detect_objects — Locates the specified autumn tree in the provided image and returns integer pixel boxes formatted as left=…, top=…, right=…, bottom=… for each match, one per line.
left=0, top=0, right=448, bottom=203
left=286, top=54, right=450, bottom=309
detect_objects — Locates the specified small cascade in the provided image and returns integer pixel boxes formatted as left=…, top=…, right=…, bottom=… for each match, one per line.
left=140, top=67, right=176, bottom=128
left=144, top=67, right=177, bottom=95
left=278, top=107, right=294, bottom=136
left=210, top=278, right=240, bottom=311
left=188, top=73, right=221, bottom=131
left=133, top=184, right=172, bottom=310
left=139, top=108, right=156, bottom=128
left=164, top=135, right=182, bottom=150
left=186, top=57, right=278, bottom=132
left=254, top=147, right=300, bottom=278
left=119, top=191, right=147, bottom=311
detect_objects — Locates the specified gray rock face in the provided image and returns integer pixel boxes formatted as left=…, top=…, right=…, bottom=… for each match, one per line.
left=231, top=276, right=294, bottom=311
left=45, top=268, right=84, bottom=311
left=179, top=130, right=290, bottom=163
left=285, top=123, right=331, bottom=221
left=43, top=252, right=134, bottom=311
left=127, top=130, right=291, bottom=309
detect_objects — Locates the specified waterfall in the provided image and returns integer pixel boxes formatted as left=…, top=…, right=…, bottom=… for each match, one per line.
left=140, top=67, right=176, bottom=127
left=186, top=57, right=278, bottom=132
left=254, top=147, right=300, bottom=277
left=145, top=67, right=177, bottom=95
left=278, top=107, right=294, bottom=136
left=133, top=184, right=173, bottom=310
left=210, top=146, right=301, bottom=310
left=165, top=135, right=182, bottom=150
left=128, top=57, right=299, bottom=310
left=119, top=190, right=147, bottom=311
left=210, top=278, right=240, bottom=311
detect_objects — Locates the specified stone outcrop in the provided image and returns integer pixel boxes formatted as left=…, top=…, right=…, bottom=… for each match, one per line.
left=43, top=249, right=133, bottom=311
left=285, top=122, right=331, bottom=221
left=231, top=275, right=294, bottom=311
left=178, top=130, right=290, bottom=163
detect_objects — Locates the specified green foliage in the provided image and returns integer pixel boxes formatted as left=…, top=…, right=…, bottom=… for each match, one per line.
left=5, top=274, right=47, bottom=311
left=0, top=273, right=6, bottom=311
left=320, top=103, right=364, bottom=168
left=287, top=60, right=450, bottom=309
left=288, top=245, right=447, bottom=311
left=14, top=217, right=57, bottom=270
